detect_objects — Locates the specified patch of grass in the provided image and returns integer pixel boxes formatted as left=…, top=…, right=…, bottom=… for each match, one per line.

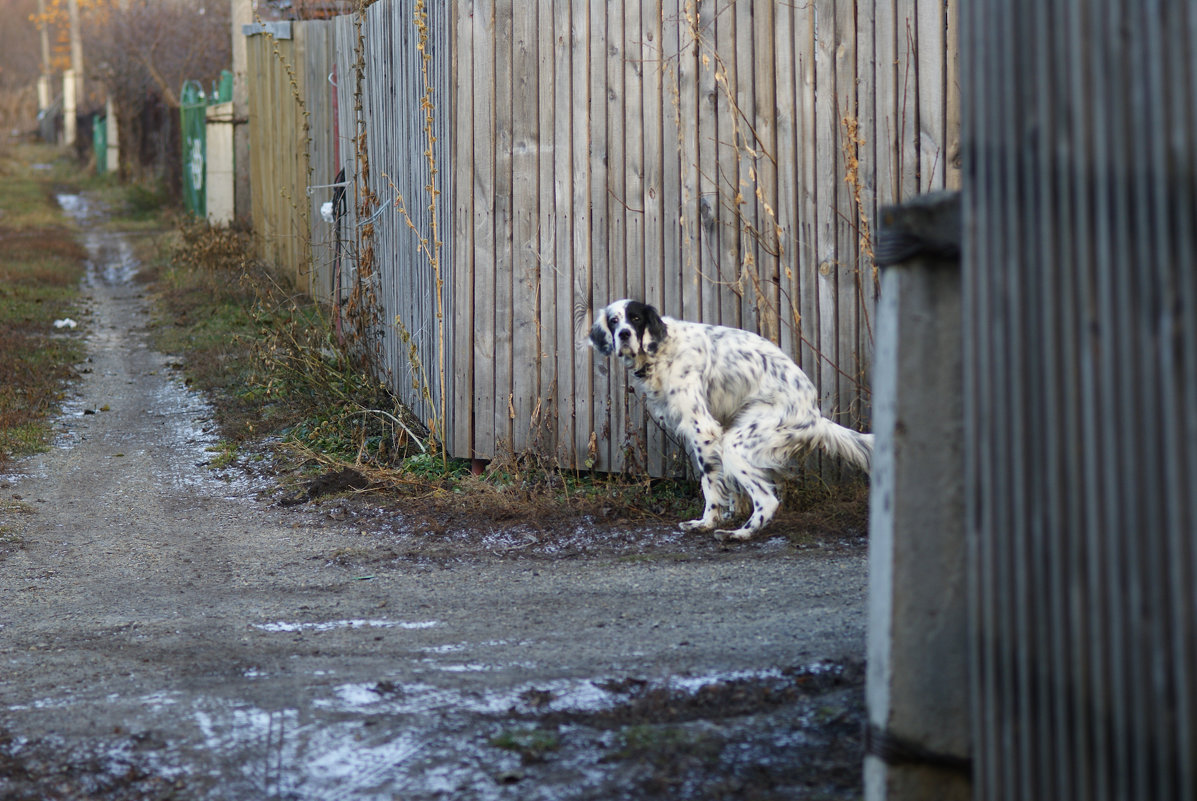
left=119, top=182, right=170, bottom=221
left=609, top=723, right=724, bottom=767
left=0, top=144, right=83, bottom=229
left=489, top=727, right=560, bottom=764
left=401, top=452, right=470, bottom=482
left=205, top=441, right=238, bottom=470
left=0, top=143, right=89, bottom=462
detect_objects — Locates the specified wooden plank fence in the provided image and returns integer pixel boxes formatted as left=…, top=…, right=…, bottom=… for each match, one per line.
left=447, top=0, right=958, bottom=472
left=247, top=0, right=959, bottom=474
left=245, top=21, right=338, bottom=298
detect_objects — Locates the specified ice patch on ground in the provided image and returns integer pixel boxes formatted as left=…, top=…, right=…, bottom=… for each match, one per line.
left=253, top=619, right=439, bottom=633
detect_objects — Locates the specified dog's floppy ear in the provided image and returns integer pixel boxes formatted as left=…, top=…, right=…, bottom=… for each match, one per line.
left=642, top=304, right=668, bottom=354
left=589, top=313, right=615, bottom=356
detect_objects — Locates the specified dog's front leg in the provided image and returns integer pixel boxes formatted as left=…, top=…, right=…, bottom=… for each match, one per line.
left=673, top=394, right=727, bottom=533
left=681, top=467, right=730, bottom=532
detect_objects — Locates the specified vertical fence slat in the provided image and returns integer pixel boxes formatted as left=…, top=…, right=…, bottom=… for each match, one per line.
left=452, top=0, right=475, bottom=456
left=471, top=0, right=497, bottom=459
left=795, top=2, right=818, bottom=388
left=512, top=0, right=540, bottom=454
left=491, top=0, right=514, bottom=452
left=855, top=0, right=878, bottom=431
left=751, top=0, right=778, bottom=342
left=533, top=0, right=556, bottom=462
left=813, top=0, right=839, bottom=440
left=721, top=0, right=744, bottom=331
left=550, top=0, right=576, bottom=466
left=915, top=0, right=945, bottom=192
left=623, top=0, right=647, bottom=466
left=772, top=0, right=796, bottom=359
left=944, top=0, right=961, bottom=190
left=604, top=0, right=631, bottom=469
left=570, top=1, right=594, bottom=470
left=658, top=0, right=684, bottom=474
left=640, top=0, right=665, bottom=476
left=585, top=0, right=610, bottom=471
left=676, top=1, right=700, bottom=328
left=834, top=0, right=859, bottom=439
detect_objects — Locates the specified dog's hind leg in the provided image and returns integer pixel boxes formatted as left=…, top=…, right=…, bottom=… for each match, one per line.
left=712, top=431, right=782, bottom=542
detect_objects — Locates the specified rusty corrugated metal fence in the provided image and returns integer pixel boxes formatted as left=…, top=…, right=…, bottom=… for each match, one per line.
left=962, top=1, right=1197, bottom=798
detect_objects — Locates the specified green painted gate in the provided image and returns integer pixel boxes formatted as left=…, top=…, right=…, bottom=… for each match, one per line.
left=180, top=72, right=234, bottom=218
left=180, top=81, right=207, bottom=217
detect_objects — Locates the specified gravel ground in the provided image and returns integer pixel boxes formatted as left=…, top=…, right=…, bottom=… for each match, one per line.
left=0, top=196, right=867, bottom=800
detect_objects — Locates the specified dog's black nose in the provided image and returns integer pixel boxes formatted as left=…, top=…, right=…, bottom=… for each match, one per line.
left=618, top=329, right=631, bottom=340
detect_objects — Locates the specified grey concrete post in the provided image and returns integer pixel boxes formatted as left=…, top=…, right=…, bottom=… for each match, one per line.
left=62, top=69, right=77, bottom=146
left=105, top=96, right=119, bottom=174
left=865, top=191, right=970, bottom=800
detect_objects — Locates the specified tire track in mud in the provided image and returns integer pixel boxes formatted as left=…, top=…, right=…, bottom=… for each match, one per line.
left=0, top=195, right=868, bottom=800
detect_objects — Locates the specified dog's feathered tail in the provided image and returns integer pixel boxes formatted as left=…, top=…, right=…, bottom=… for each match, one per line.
left=809, top=417, right=873, bottom=474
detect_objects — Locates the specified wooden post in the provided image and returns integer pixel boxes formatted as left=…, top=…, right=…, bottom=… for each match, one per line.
left=231, top=0, right=253, bottom=222
left=866, top=191, right=970, bottom=800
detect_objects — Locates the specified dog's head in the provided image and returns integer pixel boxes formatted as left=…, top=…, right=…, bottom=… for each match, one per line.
left=589, top=299, right=668, bottom=361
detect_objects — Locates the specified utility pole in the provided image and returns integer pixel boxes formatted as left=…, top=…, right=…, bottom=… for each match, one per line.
left=105, top=0, right=130, bottom=173
left=69, top=0, right=83, bottom=83
left=36, top=0, right=52, bottom=113
left=63, top=0, right=83, bottom=146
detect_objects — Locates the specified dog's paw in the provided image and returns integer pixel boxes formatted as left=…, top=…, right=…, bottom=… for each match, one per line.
left=714, top=527, right=755, bottom=543
left=679, top=518, right=714, bottom=533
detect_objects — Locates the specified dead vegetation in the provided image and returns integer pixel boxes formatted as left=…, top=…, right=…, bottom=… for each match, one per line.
left=139, top=216, right=869, bottom=552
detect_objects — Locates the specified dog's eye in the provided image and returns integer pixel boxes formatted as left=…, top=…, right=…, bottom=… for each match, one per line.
left=629, top=314, right=640, bottom=322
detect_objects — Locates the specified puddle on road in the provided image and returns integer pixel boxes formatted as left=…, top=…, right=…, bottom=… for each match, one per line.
left=56, top=192, right=91, bottom=218
left=56, top=193, right=139, bottom=286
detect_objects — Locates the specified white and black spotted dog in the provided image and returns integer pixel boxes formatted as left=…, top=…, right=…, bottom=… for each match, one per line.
left=589, top=299, right=873, bottom=541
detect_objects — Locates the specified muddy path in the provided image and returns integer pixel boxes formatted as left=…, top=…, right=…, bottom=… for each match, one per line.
left=0, top=196, right=868, bottom=800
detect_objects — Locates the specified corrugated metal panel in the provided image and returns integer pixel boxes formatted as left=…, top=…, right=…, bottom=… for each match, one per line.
left=962, top=1, right=1197, bottom=798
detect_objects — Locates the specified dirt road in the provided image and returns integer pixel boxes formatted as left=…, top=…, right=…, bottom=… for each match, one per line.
left=0, top=197, right=867, bottom=800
